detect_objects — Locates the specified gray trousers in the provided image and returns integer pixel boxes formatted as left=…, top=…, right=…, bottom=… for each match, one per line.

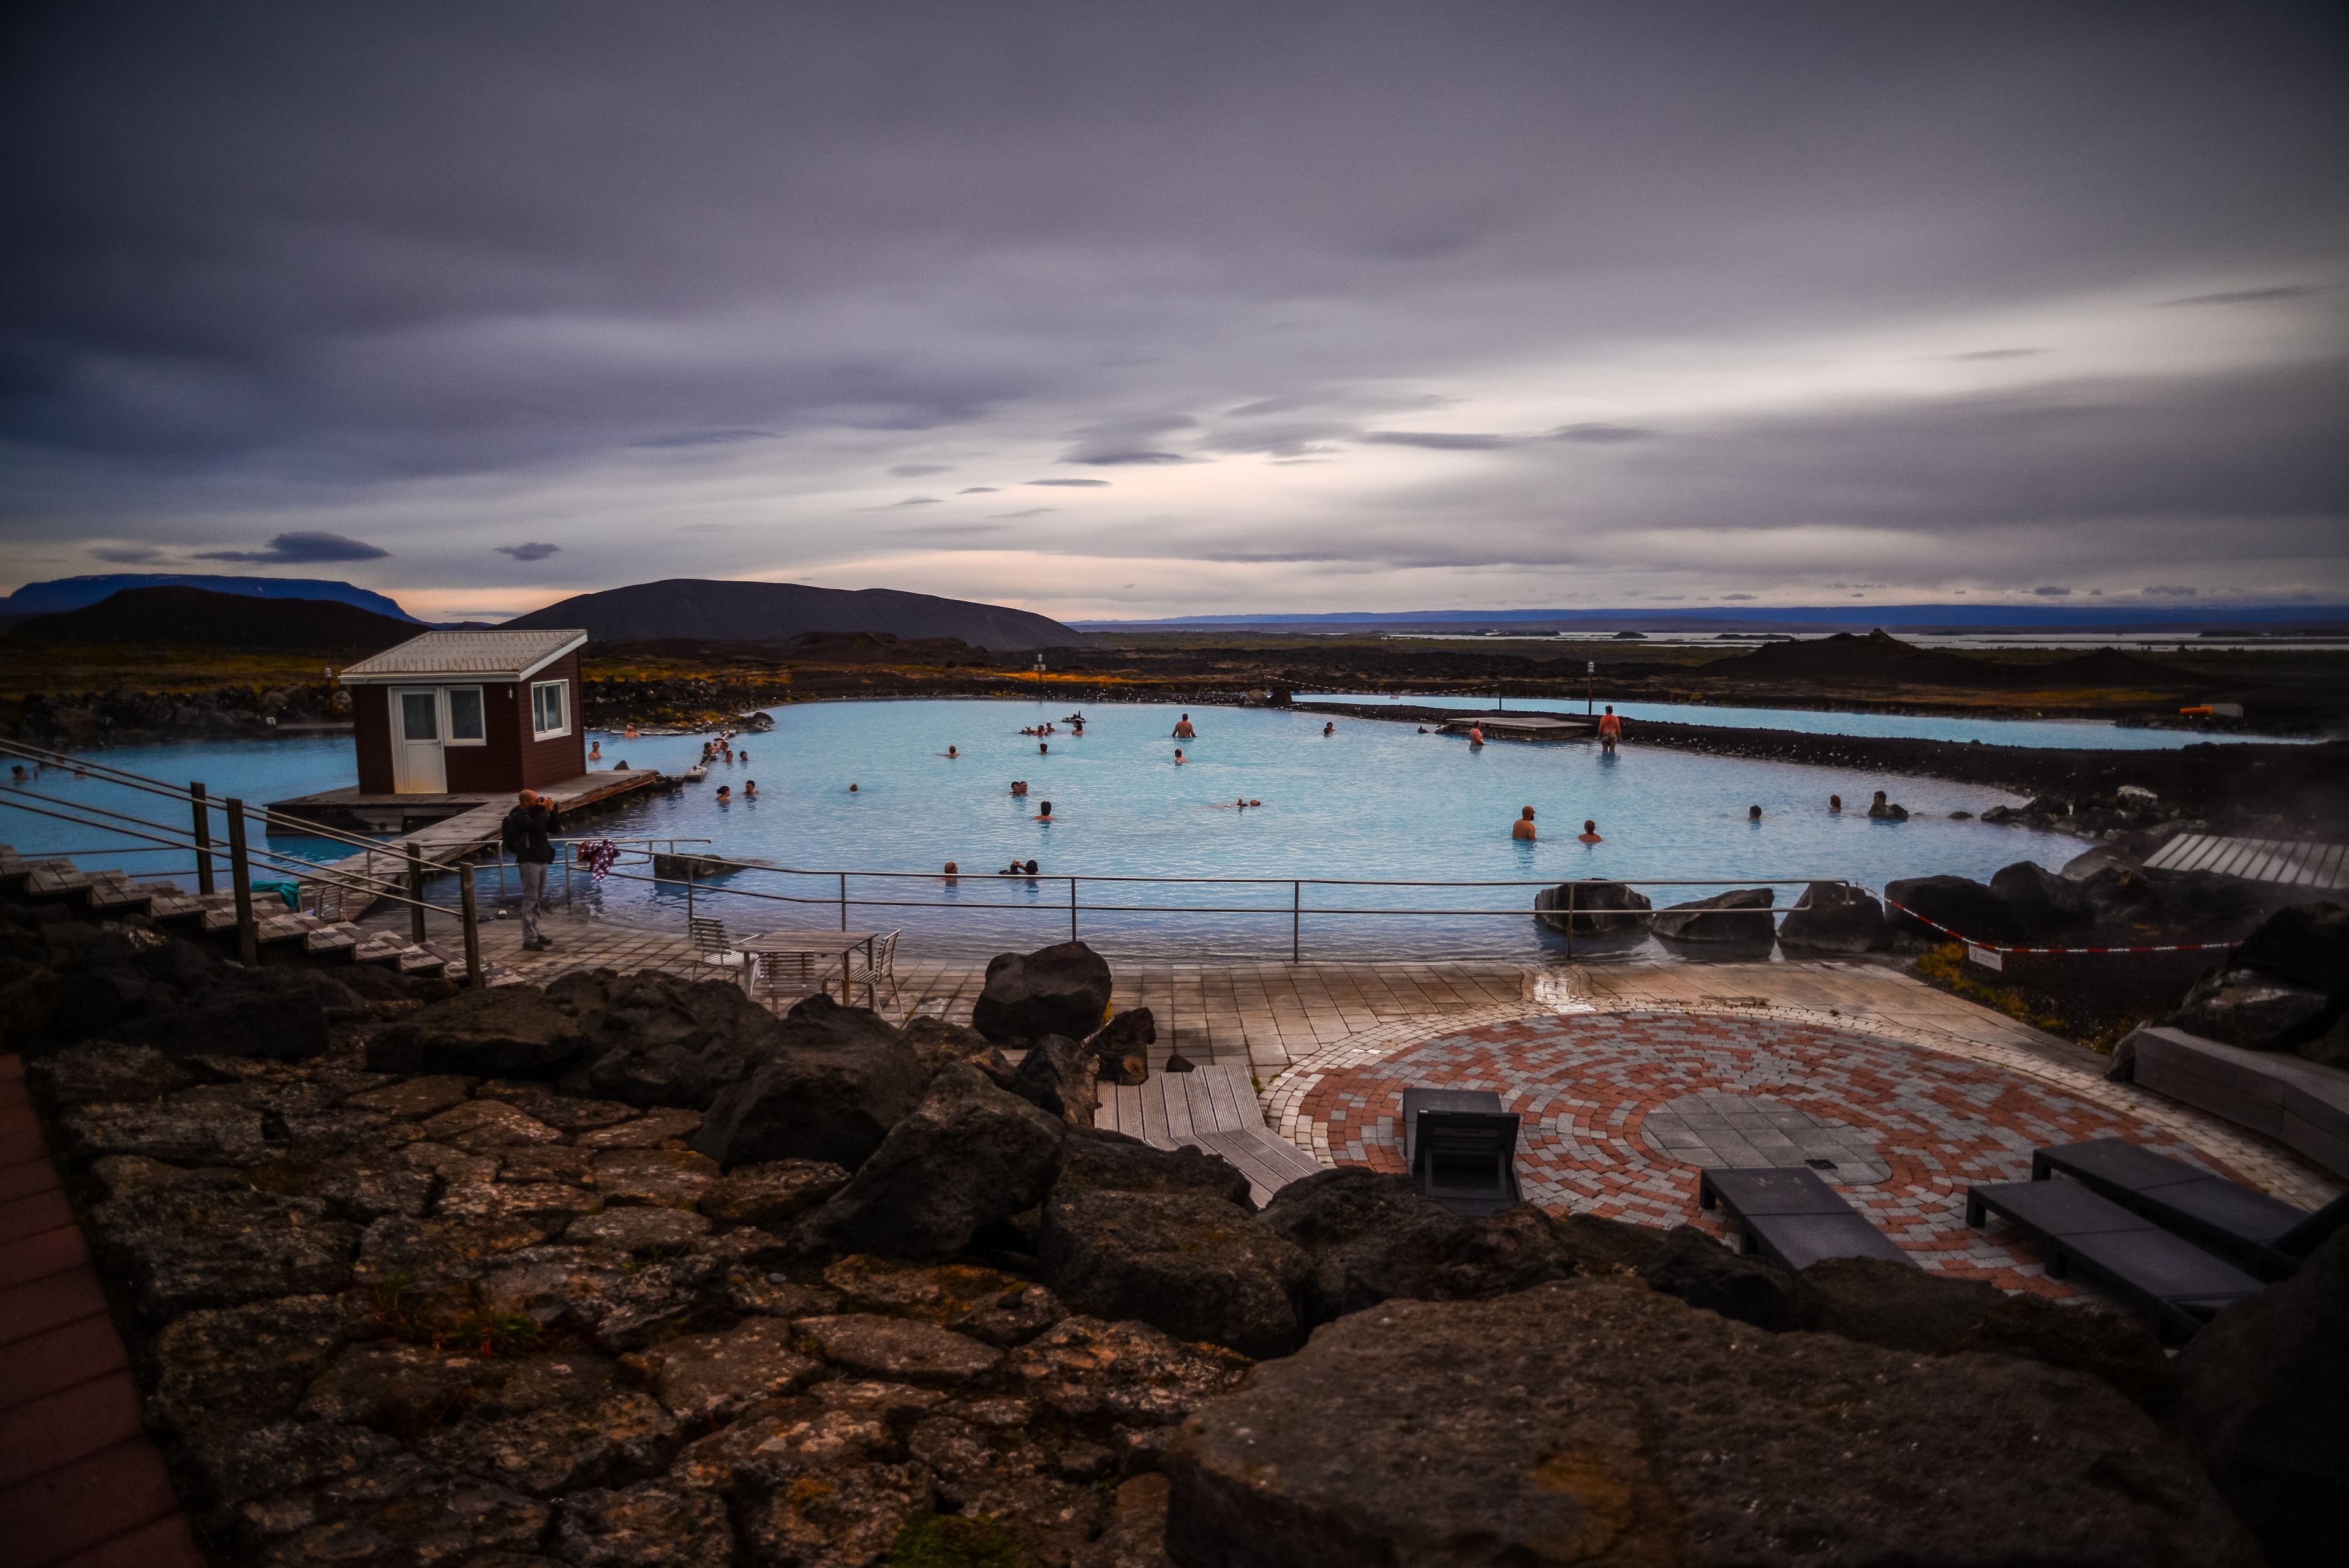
left=518, top=861, right=548, bottom=942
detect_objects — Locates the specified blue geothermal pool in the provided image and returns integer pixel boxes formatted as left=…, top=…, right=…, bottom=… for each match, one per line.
left=2, top=701, right=2110, bottom=960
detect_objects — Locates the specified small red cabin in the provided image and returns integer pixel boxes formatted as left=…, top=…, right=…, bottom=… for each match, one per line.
left=338, top=630, right=589, bottom=795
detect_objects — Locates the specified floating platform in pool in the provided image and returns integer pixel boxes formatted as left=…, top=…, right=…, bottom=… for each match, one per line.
left=267, top=767, right=668, bottom=835
left=1434, top=713, right=1591, bottom=741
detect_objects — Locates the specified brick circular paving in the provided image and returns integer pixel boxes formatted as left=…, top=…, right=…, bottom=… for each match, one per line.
left=1293, top=1009, right=2259, bottom=1298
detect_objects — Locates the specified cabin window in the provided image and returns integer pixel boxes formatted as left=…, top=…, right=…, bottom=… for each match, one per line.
left=530, top=679, right=570, bottom=739
left=446, top=686, right=486, bottom=744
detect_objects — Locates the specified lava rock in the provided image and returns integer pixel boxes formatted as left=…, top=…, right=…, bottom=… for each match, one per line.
left=1054, top=1126, right=1254, bottom=1208
left=692, top=993, right=926, bottom=1172
left=418, top=1098, right=567, bottom=1151
left=794, top=1312, right=1006, bottom=1385
left=2171, top=967, right=2336, bottom=1050
left=553, top=1478, right=735, bottom=1568
left=821, top=1255, right=1066, bottom=1346
left=90, top=1170, right=360, bottom=1321
left=697, top=1159, right=849, bottom=1227
left=617, top=1317, right=820, bottom=1428
left=1085, top=1008, right=1156, bottom=1087
left=1650, top=886, right=1774, bottom=943
left=1043, top=1188, right=1310, bottom=1358
left=1776, top=881, right=1895, bottom=954
left=368, top=983, right=590, bottom=1077
left=2233, top=902, right=2349, bottom=998
left=1884, top=873, right=2030, bottom=946
left=1991, top=860, right=2097, bottom=938
left=1637, top=1224, right=1795, bottom=1329
left=151, top=1294, right=353, bottom=1441
left=1253, top=1168, right=1464, bottom=1319
left=972, top=940, right=1117, bottom=1044
left=593, top=1147, right=720, bottom=1210
left=1164, top=1280, right=2258, bottom=1568
left=799, top=1061, right=1068, bottom=1262
left=563, top=969, right=787, bottom=1109
left=299, top=1340, right=506, bottom=1438
left=2173, top=1231, right=2349, bottom=1568
left=737, top=1458, right=935, bottom=1567
left=1789, top=1255, right=2175, bottom=1413
left=577, top=1106, right=703, bottom=1149
left=565, top=1205, right=713, bottom=1254
left=899, top=1013, right=998, bottom=1076
left=909, top=1412, right=1110, bottom=1564
left=343, top=1074, right=477, bottom=1119
left=58, top=1099, right=270, bottom=1166
left=1007, top=1316, right=1253, bottom=1431
left=25, top=1039, right=192, bottom=1110
left=1014, top=1033, right=1101, bottom=1126
left=1533, top=879, right=1651, bottom=935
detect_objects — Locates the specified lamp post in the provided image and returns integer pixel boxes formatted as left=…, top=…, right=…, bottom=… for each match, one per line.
left=1033, top=655, right=1045, bottom=701
left=1586, top=660, right=1595, bottom=715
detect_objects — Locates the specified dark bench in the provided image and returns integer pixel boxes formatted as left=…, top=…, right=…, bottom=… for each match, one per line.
left=1966, top=1178, right=2263, bottom=1341
left=1402, top=1088, right=1521, bottom=1219
left=1697, top=1166, right=1912, bottom=1272
left=2031, top=1137, right=2349, bottom=1281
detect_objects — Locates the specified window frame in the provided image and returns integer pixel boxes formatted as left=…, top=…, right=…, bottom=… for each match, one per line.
left=530, top=679, right=571, bottom=741
left=444, top=685, right=487, bottom=746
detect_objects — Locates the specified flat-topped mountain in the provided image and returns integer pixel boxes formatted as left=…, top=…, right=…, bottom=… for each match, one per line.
left=5, top=586, right=419, bottom=654
left=0, top=572, right=419, bottom=622
left=503, top=578, right=1082, bottom=652
left=1722, top=628, right=2212, bottom=690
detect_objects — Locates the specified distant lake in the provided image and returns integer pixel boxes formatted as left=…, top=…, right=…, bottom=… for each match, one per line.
left=1294, top=693, right=2322, bottom=749
left=0, top=701, right=2110, bottom=960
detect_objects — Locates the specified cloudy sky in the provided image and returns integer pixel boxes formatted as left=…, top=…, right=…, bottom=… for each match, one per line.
left=4, top=2, right=2345, bottom=623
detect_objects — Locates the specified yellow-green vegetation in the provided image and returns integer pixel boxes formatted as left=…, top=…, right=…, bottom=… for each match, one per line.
left=369, top=1269, right=546, bottom=1357
left=1911, top=943, right=2168, bottom=1054
left=0, top=643, right=347, bottom=701
left=1914, top=943, right=2072, bottom=1035
left=888, top=1511, right=1031, bottom=1568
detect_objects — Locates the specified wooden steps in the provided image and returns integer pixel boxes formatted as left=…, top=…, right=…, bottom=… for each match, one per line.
left=1094, top=1061, right=1326, bottom=1206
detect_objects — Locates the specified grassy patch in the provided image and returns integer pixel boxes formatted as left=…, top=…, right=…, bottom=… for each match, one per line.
left=1912, top=943, right=2177, bottom=1053
left=888, top=1513, right=1031, bottom=1568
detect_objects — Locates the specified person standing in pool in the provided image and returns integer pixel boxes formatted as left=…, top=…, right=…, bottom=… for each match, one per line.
left=1011, top=780, right=1028, bottom=796
left=743, top=780, right=758, bottom=798
left=1322, top=721, right=1335, bottom=736
left=1578, top=820, right=1603, bottom=843
left=1597, top=706, right=1621, bottom=753
left=1829, top=794, right=1842, bottom=813
left=1748, top=805, right=1762, bottom=822
left=1173, top=748, right=1185, bottom=764
left=1036, top=801, right=1053, bottom=821
left=1469, top=724, right=1485, bottom=747
left=1039, top=741, right=1048, bottom=754
left=1512, top=806, right=1536, bottom=841
left=1173, top=714, right=1196, bottom=739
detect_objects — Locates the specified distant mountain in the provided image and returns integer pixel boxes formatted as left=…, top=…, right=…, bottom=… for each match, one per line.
left=0, top=573, right=421, bottom=622
left=6, top=587, right=420, bottom=654
left=1719, top=629, right=2214, bottom=690
left=1073, top=603, right=2349, bottom=632
left=503, top=579, right=1083, bottom=652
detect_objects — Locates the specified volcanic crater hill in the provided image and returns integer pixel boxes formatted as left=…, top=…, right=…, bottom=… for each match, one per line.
left=2, top=585, right=420, bottom=655
left=503, top=578, right=1084, bottom=654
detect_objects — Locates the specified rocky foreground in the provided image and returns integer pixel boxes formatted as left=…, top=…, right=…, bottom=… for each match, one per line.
left=7, top=910, right=2343, bottom=1567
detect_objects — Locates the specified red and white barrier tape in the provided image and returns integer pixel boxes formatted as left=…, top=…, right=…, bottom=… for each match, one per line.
left=1877, top=896, right=2238, bottom=957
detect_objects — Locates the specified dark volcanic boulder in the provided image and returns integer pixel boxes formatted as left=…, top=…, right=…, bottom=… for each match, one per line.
left=115, top=967, right=365, bottom=1060
left=1777, top=880, right=1894, bottom=953
left=2234, top=902, right=2349, bottom=998
left=1054, top=1126, right=1254, bottom=1208
left=1164, top=1281, right=2260, bottom=1568
left=1042, top=1189, right=1309, bottom=1358
left=971, top=940, right=1115, bottom=1044
left=899, top=1013, right=997, bottom=1075
left=562, top=970, right=786, bottom=1108
left=1084, top=1006, right=1155, bottom=1087
left=801, top=1063, right=1068, bottom=1262
left=693, top=994, right=926, bottom=1170
left=1650, top=887, right=1774, bottom=943
left=89, top=1170, right=361, bottom=1321
left=1884, top=874, right=2029, bottom=946
left=2174, top=1231, right=2349, bottom=1568
left=26, top=1040, right=194, bottom=1110
left=1254, top=1168, right=1468, bottom=1319
left=1532, top=879, right=1651, bottom=936
left=368, top=982, right=589, bottom=1077
left=1012, top=1034, right=1099, bottom=1127
left=1637, top=1224, right=1795, bottom=1329
left=2171, top=967, right=2335, bottom=1050
left=1790, top=1256, right=2174, bottom=1413
left=1991, top=860, right=2095, bottom=939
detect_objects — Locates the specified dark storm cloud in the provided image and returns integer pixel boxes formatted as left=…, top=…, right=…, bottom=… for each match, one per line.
left=1, top=1, right=2343, bottom=606
left=196, top=530, right=390, bottom=564
left=496, top=542, right=561, bottom=561
left=2032, top=586, right=2073, bottom=596
left=1362, top=432, right=1514, bottom=451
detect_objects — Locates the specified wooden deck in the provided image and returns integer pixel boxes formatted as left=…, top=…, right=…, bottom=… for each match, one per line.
left=1093, top=1061, right=1326, bottom=1205
left=2143, top=832, right=2348, bottom=889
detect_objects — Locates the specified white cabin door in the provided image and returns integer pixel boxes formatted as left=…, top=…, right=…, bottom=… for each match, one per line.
left=392, top=687, right=447, bottom=794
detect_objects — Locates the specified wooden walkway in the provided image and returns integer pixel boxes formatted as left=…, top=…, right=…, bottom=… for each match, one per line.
left=2143, top=832, right=2348, bottom=889
left=1094, top=1061, right=1325, bottom=1205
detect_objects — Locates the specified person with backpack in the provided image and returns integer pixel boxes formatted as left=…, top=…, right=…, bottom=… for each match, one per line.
left=500, top=790, right=564, bottom=951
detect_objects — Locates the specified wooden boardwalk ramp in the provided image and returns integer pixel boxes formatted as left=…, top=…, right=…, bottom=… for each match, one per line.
left=1093, top=1061, right=1326, bottom=1206
left=2143, top=833, right=2348, bottom=891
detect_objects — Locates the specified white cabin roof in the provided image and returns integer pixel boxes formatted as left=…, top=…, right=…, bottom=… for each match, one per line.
left=337, top=629, right=587, bottom=684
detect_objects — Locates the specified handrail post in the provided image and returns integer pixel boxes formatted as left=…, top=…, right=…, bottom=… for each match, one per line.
left=190, top=782, right=215, bottom=895
left=1069, top=877, right=1078, bottom=941
left=1292, top=880, right=1300, bottom=963
left=405, top=842, right=428, bottom=944
left=839, top=872, right=848, bottom=931
left=224, top=797, right=258, bottom=965
left=685, top=860, right=695, bottom=922
left=1564, top=881, right=1575, bottom=960
left=458, top=864, right=483, bottom=985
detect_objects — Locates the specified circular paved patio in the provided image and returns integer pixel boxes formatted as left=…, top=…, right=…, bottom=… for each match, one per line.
left=1284, top=1009, right=2265, bottom=1297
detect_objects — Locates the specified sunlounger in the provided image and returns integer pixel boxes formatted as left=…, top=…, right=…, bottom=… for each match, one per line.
left=1402, top=1088, right=1521, bottom=1218
left=1697, top=1166, right=1912, bottom=1272
left=1966, top=1177, right=2263, bottom=1341
left=2030, top=1136, right=2349, bottom=1281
